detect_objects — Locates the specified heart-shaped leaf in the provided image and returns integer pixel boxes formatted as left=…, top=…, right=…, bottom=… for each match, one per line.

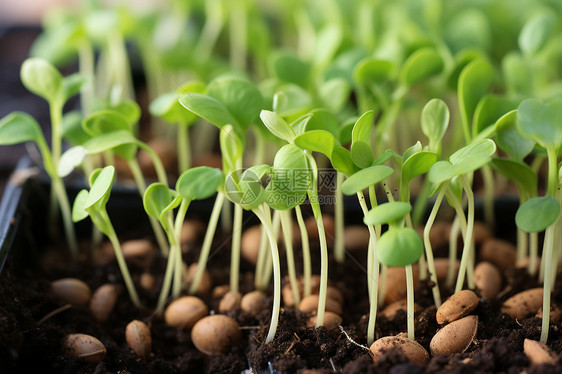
left=376, top=227, right=423, bottom=267
left=400, top=48, right=444, bottom=87
left=143, top=183, right=182, bottom=222
left=0, top=112, right=43, bottom=145
left=176, top=167, right=223, bottom=201
left=421, top=99, right=449, bottom=150
left=20, top=58, right=63, bottom=104
left=341, top=165, right=393, bottom=195
left=516, top=196, right=560, bottom=233
left=364, top=201, right=412, bottom=226
left=293, top=130, right=336, bottom=159
left=517, top=98, right=562, bottom=150
left=207, top=77, right=263, bottom=131
left=352, top=111, right=374, bottom=145
left=495, top=110, right=535, bottom=162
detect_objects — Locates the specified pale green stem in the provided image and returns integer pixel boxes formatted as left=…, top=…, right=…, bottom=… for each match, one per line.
left=128, top=158, right=170, bottom=256
left=222, top=196, right=233, bottom=233
left=456, top=176, right=476, bottom=293
left=406, top=264, right=415, bottom=340
left=230, top=0, right=247, bottom=70
left=138, top=143, right=168, bottom=186
left=177, top=124, right=191, bottom=173
left=295, top=205, right=312, bottom=296
left=189, top=192, right=225, bottom=295
left=230, top=203, right=243, bottom=293
left=281, top=210, right=300, bottom=306
left=334, top=172, right=345, bottom=263
left=423, top=183, right=448, bottom=307
left=78, top=40, right=95, bottom=116
left=516, top=192, right=528, bottom=262
left=254, top=204, right=282, bottom=344
left=101, top=211, right=141, bottom=308
left=156, top=240, right=176, bottom=314
left=357, top=190, right=380, bottom=345
left=195, top=0, right=224, bottom=60
left=481, top=165, right=495, bottom=231
left=172, top=199, right=190, bottom=298
left=540, top=224, right=556, bottom=344
left=260, top=211, right=281, bottom=289
left=383, top=183, right=395, bottom=202
left=48, top=100, right=63, bottom=238
left=368, top=185, right=381, bottom=237
left=254, top=223, right=269, bottom=291
left=447, top=216, right=461, bottom=288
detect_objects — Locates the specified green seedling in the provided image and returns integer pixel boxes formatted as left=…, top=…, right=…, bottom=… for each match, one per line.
left=491, top=110, right=538, bottom=272
left=149, top=81, right=206, bottom=173
left=428, top=138, right=497, bottom=293
left=364, top=201, right=423, bottom=341
left=73, top=166, right=141, bottom=307
left=341, top=164, right=393, bottom=345
left=516, top=97, right=562, bottom=344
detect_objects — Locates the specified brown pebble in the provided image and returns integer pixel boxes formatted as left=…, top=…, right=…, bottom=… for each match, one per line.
left=212, top=285, right=230, bottom=299
left=164, top=296, right=208, bottom=329
left=523, top=338, right=556, bottom=365
left=89, top=284, right=118, bottom=323
left=240, top=290, right=266, bottom=315
left=479, top=239, right=516, bottom=270
left=122, top=239, right=155, bottom=259
left=282, top=275, right=323, bottom=307
left=140, top=273, right=155, bottom=290
left=125, top=320, right=151, bottom=359
left=191, top=315, right=241, bottom=355
left=344, top=225, right=370, bottom=250
left=430, top=315, right=478, bottom=356
left=305, top=215, right=335, bottom=246
left=241, top=225, right=262, bottom=265
left=436, top=290, right=479, bottom=325
left=536, top=304, right=562, bottom=324
left=473, top=221, right=492, bottom=245
left=180, top=220, right=205, bottom=245
left=62, top=333, right=106, bottom=363
left=380, top=299, right=421, bottom=320
left=415, top=221, right=451, bottom=249
left=307, top=311, right=342, bottom=330
left=218, top=291, right=242, bottom=313
left=183, top=263, right=212, bottom=295
left=51, top=278, right=91, bottom=306
left=370, top=336, right=429, bottom=365
left=474, top=261, right=502, bottom=300
left=501, top=288, right=543, bottom=320
left=298, top=294, right=342, bottom=315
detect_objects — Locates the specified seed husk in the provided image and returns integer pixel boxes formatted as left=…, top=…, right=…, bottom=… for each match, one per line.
left=62, top=333, right=106, bottom=363
left=164, top=296, right=208, bottom=329
left=218, top=291, right=242, bottom=313
left=370, top=335, right=429, bottom=365
left=523, top=338, right=556, bottom=365
left=191, top=315, right=242, bottom=355
left=89, top=284, right=118, bottom=323
left=436, top=290, right=479, bottom=325
left=51, top=278, right=91, bottom=306
left=501, top=288, right=543, bottom=320
left=240, top=290, right=266, bottom=315
left=474, top=261, right=502, bottom=300
left=125, top=320, right=151, bottom=359
left=430, top=315, right=478, bottom=356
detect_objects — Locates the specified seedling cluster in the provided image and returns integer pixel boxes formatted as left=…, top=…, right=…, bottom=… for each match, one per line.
left=1, top=0, right=562, bottom=370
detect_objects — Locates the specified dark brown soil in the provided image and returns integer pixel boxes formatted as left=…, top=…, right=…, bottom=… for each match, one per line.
left=1, top=188, right=562, bottom=374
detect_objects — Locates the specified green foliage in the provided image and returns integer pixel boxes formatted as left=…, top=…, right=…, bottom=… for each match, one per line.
left=458, top=58, right=494, bottom=137
left=517, top=98, right=562, bottom=150
left=490, top=158, right=537, bottom=197
left=266, top=144, right=310, bottom=210
left=376, top=227, right=423, bottom=267
left=516, top=196, right=560, bottom=233
left=20, top=58, right=63, bottom=104
left=421, top=99, right=449, bottom=151
left=0, top=112, right=43, bottom=145
left=364, top=201, right=412, bottom=227
left=176, top=167, right=223, bottom=201
left=399, top=48, right=443, bottom=87
left=495, top=110, right=535, bottom=162
left=518, top=11, right=557, bottom=56
left=143, top=183, right=182, bottom=222
left=341, top=165, right=393, bottom=196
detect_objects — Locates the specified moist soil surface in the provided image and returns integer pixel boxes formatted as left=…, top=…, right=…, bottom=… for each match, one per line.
left=0, top=189, right=562, bottom=373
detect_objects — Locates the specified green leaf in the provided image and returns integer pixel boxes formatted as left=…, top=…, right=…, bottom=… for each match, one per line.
left=72, top=189, right=90, bottom=223
left=376, top=227, right=423, bottom=267
left=373, top=149, right=396, bottom=165
left=272, top=84, right=313, bottom=118
left=490, top=158, right=537, bottom=197
left=516, top=196, right=560, bottom=233
left=62, top=73, right=87, bottom=102
left=179, top=93, right=238, bottom=129
left=289, top=114, right=312, bottom=136
left=293, top=130, right=335, bottom=158
left=305, top=109, right=339, bottom=135
left=341, top=165, right=393, bottom=195
left=517, top=98, right=562, bottom=150
left=176, top=167, right=223, bottom=201
left=353, top=58, right=396, bottom=86
left=351, top=140, right=374, bottom=169
left=447, top=49, right=486, bottom=90
left=401, top=151, right=437, bottom=185
left=269, top=51, right=310, bottom=88
left=318, top=78, right=350, bottom=113
left=518, top=11, right=557, bottom=56
left=472, top=95, right=518, bottom=138
left=352, top=111, right=374, bottom=145
left=402, top=142, right=422, bottom=164
left=150, top=82, right=205, bottom=125
left=62, top=110, right=89, bottom=146
left=0, top=112, right=43, bottom=145
left=313, top=25, right=342, bottom=68
left=81, top=130, right=138, bottom=155
left=449, top=139, right=496, bottom=166
left=266, top=144, right=309, bottom=210
left=421, top=98, right=449, bottom=147
left=111, top=100, right=141, bottom=126
left=143, top=183, right=182, bottom=221
left=458, top=58, right=494, bottom=128
left=85, top=166, right=115, bottom=211
left=399, top=48, right=443, bottom=87
left=82, top=110, right=131, bottom=137
left=364, top=201, right=412, bottom=226
left=207, top=77, right=263, bottom=130
left=225, top=165, right=270, bottom=210
left=260, top=110, right=296, bottom=143
left=502, top=52, right=532, bottom=95
left=428, top=161, right=458, bottom=186
left=331, top=146, right=359, bottom=176
left=58, top=146, right=88, bottom=177
left=495, top=110, right=535, bottom=162
left=20, top=58, right=63, bottom=104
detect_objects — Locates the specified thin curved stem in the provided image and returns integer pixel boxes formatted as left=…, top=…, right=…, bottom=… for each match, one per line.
left=406, top=264, right=415, bottom=340
left=177, top=124, right=191, bottom=173
left=334, top=172, right=345, bottom=263
left=295, top=205, right=312, bottom=296
left=281, top=210, right=300, bottom=306
left=230, top=203, right=243, bottom=293
left=456, top=176, right=475, bottom=293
